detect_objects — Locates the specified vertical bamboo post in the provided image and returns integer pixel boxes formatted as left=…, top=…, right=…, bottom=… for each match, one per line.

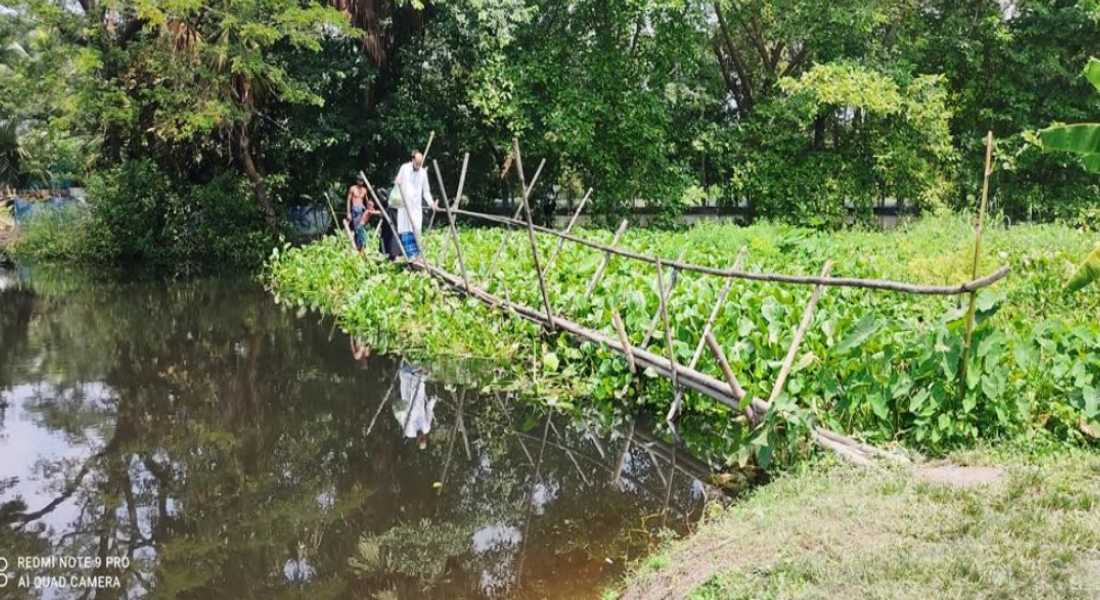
left=687, top=247, right=748, bottom=369
left=361, top=176, right=410, bottom=261
left=765, top=261, right=833, bottom=408
left=640, top=248, right=689, bottom=348
left=611, top=309, right=637, bottom=375
left=585, top=220, right=630, bottom=295
left=656, top=259, right=684, bottom=425
left=483, top=159, right=546, bottom=278
left=958, top=131, right=995, bottom=397
left=512, top=139, right=555, bottom=328
left=542, top=188, right=593, bottom=277
left=432, top=156, right=472, bottom=290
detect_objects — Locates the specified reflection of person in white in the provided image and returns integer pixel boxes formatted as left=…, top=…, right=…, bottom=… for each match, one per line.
left=393, top=362, right=437, bottom=449
left=393, top=150, right=437, bottom=262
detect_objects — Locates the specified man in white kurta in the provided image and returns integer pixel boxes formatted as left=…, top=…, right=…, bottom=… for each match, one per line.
left=393, top=151, right=435, bottom=259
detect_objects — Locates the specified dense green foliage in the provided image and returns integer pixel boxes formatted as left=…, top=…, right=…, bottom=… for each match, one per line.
left=3, top=0, right=1100, bottom=260
left=11, top=160, right=271, bottom=267
left=268, top=217, right=1100, bottom=466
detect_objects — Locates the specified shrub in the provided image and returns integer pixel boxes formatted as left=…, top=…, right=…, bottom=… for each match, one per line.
left=14, top=159, right=276, bottom=269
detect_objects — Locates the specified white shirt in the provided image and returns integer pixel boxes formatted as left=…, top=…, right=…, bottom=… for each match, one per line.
left=394, top=162, right=433, bottom=234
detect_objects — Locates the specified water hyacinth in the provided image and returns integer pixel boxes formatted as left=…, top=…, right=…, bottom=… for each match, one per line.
left=267, top=215, right=1100, bottom=467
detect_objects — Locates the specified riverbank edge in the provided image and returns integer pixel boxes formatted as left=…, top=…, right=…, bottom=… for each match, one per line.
left=609, top=444, right=1100, bottom=599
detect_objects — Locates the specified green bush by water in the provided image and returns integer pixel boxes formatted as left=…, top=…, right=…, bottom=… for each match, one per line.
left=10, top=160, right=274, bottom=269
left=266, top=216, right=1100, bottom=467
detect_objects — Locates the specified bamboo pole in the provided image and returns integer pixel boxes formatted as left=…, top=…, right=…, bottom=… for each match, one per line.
left=416, top=257, right=900, bottom=465
left=705, top=331, right=747, bottom=407
left=611, top=309, right=637, bottom=375
left=688, top=248, right=748, bottom=369
left=423, top=130, right=435, bottom=159
left=541, top=187, right=593, bottom=277
left=419, top=260, right=753, bottom=410
left=585, top=220, right=630, bottom=296
left=511, top=139, right=555, bottom=328
left=361, top=175, right=410, bottom=261
left=765, top=261, right=833, bottom=409
left=449, top=207, right=1010, bottom=295
left=432, top=156, right=471, bottom=290
left=641, top=248, right=689, bottom=348
left=324, top=189, right=358, bottom=254
left=958, top=131, right=995, bottom=397
left=482, top=159, right=547, bottom=278
left=656, top=259, right=684, bottom=424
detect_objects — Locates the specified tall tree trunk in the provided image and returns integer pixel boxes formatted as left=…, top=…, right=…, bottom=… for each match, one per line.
left=237, top=121, right=277, bottom=232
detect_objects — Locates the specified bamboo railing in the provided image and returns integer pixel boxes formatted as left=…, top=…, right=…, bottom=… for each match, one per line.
left=354, top=139, right=1010, bottom=465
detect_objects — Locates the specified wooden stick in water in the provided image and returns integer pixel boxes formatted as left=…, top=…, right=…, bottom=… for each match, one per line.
left=641, top=248, right=689, bottom=348
left=656, top=259, right=684, bottom=424
left=432, top=156, right=472, bottom=290
left=512, top=139, right=555, bottom=328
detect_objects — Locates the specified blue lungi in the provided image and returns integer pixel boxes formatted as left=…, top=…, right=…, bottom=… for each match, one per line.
left=350, top=206, right=368, bottom=250
left=399, top=232, right=420, bottom=258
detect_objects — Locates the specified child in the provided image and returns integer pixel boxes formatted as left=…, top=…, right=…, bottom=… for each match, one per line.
left=345, top=174, right=377, bottom=254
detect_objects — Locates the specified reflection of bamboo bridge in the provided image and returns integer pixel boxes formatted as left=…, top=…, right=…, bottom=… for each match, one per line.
left=355, top=138, right=1009, bottom=466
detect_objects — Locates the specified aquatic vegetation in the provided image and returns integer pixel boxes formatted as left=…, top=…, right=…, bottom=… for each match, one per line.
left=267, top=215, right=1100, bottom=466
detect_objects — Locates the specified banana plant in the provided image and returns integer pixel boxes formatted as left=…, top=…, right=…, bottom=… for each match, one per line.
left=1040, top=57, right=1100, bottom=173
left=1066, top=243, right=1100, bottom=293
left=1040, top=57, right=1100, bottom=291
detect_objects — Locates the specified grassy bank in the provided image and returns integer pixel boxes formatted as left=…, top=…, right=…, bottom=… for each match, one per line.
left=266, top=215, right=1100, bottom=465
left=614, top=445, right=1100, bottom=599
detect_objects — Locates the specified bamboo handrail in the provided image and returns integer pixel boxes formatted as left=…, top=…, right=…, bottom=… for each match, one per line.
left=445, top=207, right=1010, bottom=295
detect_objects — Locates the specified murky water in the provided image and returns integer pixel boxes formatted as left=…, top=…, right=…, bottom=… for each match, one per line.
left=0, top=265, right=716, bottom=599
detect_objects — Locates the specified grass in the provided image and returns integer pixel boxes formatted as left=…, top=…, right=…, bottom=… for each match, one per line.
left=614, top=445, right=1100, bottom=599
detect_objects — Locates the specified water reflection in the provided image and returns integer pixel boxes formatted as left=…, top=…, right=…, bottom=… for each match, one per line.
left=0, top=266, right=720, bottom=599
left=394, top=362, right=435, bottom=449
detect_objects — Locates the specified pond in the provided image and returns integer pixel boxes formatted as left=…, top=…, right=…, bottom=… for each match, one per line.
left=0, top=265, right=721, bottom=599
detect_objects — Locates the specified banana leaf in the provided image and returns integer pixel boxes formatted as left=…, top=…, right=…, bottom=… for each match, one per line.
left=1039, top=123, right=1100, bottom=173
left=1085, top=57, right=1100, bottom=93
left=1066, top=244, right=1100, bottom=294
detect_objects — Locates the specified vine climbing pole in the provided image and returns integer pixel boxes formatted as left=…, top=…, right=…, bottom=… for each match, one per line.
left=348, top=138, right=1012, bottom=466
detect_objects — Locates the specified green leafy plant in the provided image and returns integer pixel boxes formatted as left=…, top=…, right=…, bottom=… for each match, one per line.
left=1066, top=243, right=1100, bottom=293
left=1040, top=58, right=1100, bottom=173
left=267, top=215, right=1100, bottom=466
